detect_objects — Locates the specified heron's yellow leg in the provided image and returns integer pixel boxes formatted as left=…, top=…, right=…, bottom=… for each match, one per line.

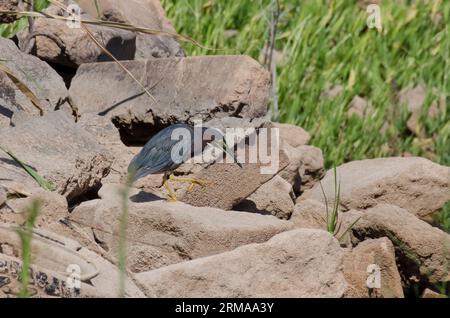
left=163, top=175, right=177, bottom=202
left=169, top=175, right=209, bottom=191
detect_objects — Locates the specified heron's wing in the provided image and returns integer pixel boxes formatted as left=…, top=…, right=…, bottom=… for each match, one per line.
left=128, top=132, right=192, bottom=180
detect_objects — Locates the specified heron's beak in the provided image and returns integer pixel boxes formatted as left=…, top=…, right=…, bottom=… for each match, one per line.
left=212, top=139, right=242, bottom=168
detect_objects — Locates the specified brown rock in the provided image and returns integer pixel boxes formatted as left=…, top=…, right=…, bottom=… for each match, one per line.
left=300, top=157, right=450, bottom=220
left=77, top=114, right=139, bottom=184
left=421, top=288, right=447, bottom=298
left=177, top=149, right=289, bottom=210
left=234, top=175, right=295, bottom=219
left=343, top=238, right=404, bottom=298
left=280, top=144, right=324, bottom=193
left=0, top=111, right=112, bottom=202
left=0, top=187, right=5, bottom=207
left=347, top=95, right=370, bottom=118
left=135, top=229, right=347, bottom=298
left=0, top=38, right=68, bottom=126
left=77, top=0, right=184, bottom=59
left=352, top=204, right=450, bottom=286
left=17, top=2, right=136, bottom=68
left=290, top=199, right=362, bottom=247
left=4, top=189, right=68, bottom=227
left=322, top=84, right=344, bottom=99
left=0, top=0, right=20, bottom=24
left=0, top=225, right=144, bottom=297
left=69, top=56, right=271, bottom=143
left=70, top=184, right=293, bottom=272
left=398, top=85, right=445, bottom=136
left=272, top=122, right=311, bottom=148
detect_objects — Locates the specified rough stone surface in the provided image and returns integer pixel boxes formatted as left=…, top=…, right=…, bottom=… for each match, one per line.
left=77, top=114, right=139, bottom=184
left=135, top=229, right=347, bottom=298
left=352, top=204, right=450, bottom=285
left=0, top=225, right=144, bottom=297
left=322, top=84, right=344, bottom=99
left=17, top=2, right=136, bottom=68
left=0, top=111, right=112, bottom=202
left=421, top=288, right=447, bottom=298
left=272, top=122, right=311, bottom=148
left=280, top=144, right=325, bottom=194
left=69, top=56, right=271, bottom=143
left=3, top=189, right=68, bottom=227
left=234, top=175, right=295, bottom=219
left=77, top=0, right=184, bottom=59
left=70, top=184, right=294, bottom=272
left=0, top=38, right=68, bottom=126
left=290, top=199, right=362, bottom=247
left=398, top=85, right=445, bottom=136
left=343, top=238, right=404, bottom=298
left=177, top=149, right=289, bottom=210
left=0, top=0, right=20, bottom=24
left=300, top=157, right=450, bottom=220
left=0, top=187, right=5, bottom=207
left=347, top=95, right=370, bottom=118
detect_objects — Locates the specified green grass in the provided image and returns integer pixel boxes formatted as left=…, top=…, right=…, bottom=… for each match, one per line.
left=16, top=199, right=42, bottom=298
left=162, top=0, right=449, bottom=168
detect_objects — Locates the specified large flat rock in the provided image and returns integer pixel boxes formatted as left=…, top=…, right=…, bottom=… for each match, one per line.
left=300, top=157, right=450, bottom=220
left=343, top=237, right=404, bottom=298
left=70, top=184, right=293, bottom=273
left=135, top=229, right=347, bottom=298
left=18, top=2, right=136, bottom=68
left=69, top=56, right=271, bottom=143
left=353, top=204, right=450, bottom=286
left=77, top=0, right=184, bottom=59
left=0, top=111, right=112, bottom=202
left=0, top=38, right=68, bottom=127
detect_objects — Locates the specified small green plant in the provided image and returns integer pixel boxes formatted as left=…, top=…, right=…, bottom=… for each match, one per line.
left=319, top=166, right=360, bottom=241
left=0, top=0, right=50, bottom=38
left=16, top=198, right=42, bottom=298
left=0, top=146, right=54, bottom=191
left=320, top=166, right=341, bottom=235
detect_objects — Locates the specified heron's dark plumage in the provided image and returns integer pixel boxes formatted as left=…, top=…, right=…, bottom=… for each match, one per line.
left=128, top=124, right=195, bottom=181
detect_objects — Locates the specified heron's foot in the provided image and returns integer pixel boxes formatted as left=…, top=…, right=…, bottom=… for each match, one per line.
left=166, top=194, right=178, bottom=202
left=163, top=179, right=177, bottom=202
left=169, top=175, right=209, bottom=191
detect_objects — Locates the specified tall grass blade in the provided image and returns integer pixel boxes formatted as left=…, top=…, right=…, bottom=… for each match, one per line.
left=0, top=146, right=54, bottom=191
left=0, top=63, right=43, bottom=115
left=16, top=199, right=42, bottom=298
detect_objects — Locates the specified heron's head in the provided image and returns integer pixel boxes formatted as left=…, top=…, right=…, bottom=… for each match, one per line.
left=202, top=127, right=242, bottom=168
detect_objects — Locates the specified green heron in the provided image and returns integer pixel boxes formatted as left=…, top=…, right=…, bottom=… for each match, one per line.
left=128, top=123, right=240, bottom=201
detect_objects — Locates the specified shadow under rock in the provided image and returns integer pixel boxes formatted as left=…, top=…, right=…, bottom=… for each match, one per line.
left=233, top=199, right=273, bottom=216
left=130, top=190, right=163, bottom=203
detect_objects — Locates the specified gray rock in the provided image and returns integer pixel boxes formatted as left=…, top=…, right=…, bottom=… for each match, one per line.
left=347, top=95, right=370, bottom=118
left=300, top=157, right=450, bottom=220
left=176, top=149, right=289, bottom=210
left=352, top=204, right=450, bottom=286
left=280, top=144, right=324, bottom=194
left=290, top=199, right=362, bottom=247
left=235, top=175, right=295, bottom=219
left=70, top=183, right=294, bottom=273
left=0, top=225, right=144, bottom=297
left=0, top=186, right=5, bottom=207
left=272, top=122, right=311, bottom=148
left=0, top=111, right=112, bottom=202
left=69, top=56, right=271, bottom=143
left=398, top=85, right=445, bottom=136
left=343, top=238, right=404, bottom=298
left=77, top=0, right=184, bottom=59
left=0, top=38, right=68, bottom=126
left=17, top=2, right=136, bottom=68
left=135, top=229, right=347, bottom=298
